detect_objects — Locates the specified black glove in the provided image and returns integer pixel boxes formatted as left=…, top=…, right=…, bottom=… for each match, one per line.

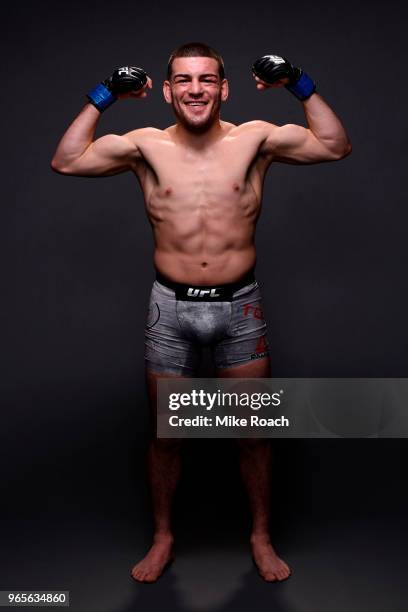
left=87, top=66, right=148, bottom=112
left=252, top=54, right=316, bottom=101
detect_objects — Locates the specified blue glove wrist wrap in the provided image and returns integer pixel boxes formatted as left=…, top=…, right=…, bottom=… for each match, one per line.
left=285, top=71, right=316, bottom=101
left=86, top=83, right=117, bottom=112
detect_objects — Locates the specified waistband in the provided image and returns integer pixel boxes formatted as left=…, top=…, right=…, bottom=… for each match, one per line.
left=155, top=269, right=256, bottom=301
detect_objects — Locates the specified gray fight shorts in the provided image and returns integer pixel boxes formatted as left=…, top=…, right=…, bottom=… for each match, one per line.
left=145, top=271, right=269, bottom=376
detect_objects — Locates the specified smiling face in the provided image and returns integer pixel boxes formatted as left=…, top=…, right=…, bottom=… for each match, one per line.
left=163, top=57, right=229, bottom=133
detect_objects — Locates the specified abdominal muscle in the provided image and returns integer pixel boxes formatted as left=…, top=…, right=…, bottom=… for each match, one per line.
left=154, top=245, right=257, bottom=285
left=150, top=197, right=259, bottom=285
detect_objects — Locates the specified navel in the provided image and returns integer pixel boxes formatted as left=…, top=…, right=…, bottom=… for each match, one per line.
left=201, top=262, right=208, bottom=268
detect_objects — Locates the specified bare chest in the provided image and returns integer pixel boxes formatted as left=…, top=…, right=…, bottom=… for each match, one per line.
left=136, top=137, right=265, bottom=219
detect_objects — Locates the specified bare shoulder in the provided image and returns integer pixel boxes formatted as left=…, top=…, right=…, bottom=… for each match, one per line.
left=220, top=120, right=237, bottom=131
left=233, top=120, right=279, bottom=136
left=226, top=120, right=280, bottom=148
left=123, top=126, right=168, bottom=146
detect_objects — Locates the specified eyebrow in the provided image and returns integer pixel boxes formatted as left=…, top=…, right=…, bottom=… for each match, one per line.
left=173, top=73, right=219, bottom=79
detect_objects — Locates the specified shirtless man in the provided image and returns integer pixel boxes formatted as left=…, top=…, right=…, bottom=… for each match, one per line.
left=51, top=43, right=351, bottom=583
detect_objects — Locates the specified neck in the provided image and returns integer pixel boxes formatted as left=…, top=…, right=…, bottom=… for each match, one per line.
left=174, top=119, right=224, bottom=149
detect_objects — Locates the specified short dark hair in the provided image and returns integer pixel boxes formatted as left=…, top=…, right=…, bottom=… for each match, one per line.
left=167, top=42, right=225, bottom=80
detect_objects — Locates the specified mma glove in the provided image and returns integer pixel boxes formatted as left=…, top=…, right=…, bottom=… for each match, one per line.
left=252, top=54, right=316, bottom=101
left=87, top=66, right=148, bottom=112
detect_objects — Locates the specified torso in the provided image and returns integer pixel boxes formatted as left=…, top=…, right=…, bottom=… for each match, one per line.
left=129, top=121, right=272, bottom=285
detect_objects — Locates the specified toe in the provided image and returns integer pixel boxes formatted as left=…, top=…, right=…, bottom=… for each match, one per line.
left=131, top=568, right=145, bottom=581
left=144, top=574, right=154, bottom=583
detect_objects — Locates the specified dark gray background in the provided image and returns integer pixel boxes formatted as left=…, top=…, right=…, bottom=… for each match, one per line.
left=2, top=0, right=408, bottom=610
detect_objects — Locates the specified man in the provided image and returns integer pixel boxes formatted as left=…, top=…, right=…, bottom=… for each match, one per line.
left=51, top=42, right=351, bottom=583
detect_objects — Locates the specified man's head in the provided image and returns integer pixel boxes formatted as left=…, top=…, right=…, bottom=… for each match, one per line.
left=163, top=42, right=228, bottom=133
left=167, top=42, right=225, bottom=81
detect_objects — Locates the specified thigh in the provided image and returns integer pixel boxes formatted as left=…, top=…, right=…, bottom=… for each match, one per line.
left=214, top=282, right=270, bottom=373
left=216, top=355, right=271, bottom=378
left=146, top=368, right=191, bottom=434
left=145, top=282, right=201, bottom=376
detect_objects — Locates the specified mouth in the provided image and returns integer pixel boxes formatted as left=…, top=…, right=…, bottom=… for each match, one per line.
left=184, top=101, right=208, bottom=107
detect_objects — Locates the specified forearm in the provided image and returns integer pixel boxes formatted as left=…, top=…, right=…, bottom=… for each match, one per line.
left=302, top=93, right=351, bottom=155
left=51, top=103, right=102, bottom=169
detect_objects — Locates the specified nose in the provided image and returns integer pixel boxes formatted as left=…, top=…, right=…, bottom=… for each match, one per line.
left=188, top=78, right=203, bottom=96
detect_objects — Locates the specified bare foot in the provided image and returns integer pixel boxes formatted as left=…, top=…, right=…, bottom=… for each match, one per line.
left=131, top=535, right=174, bottom=583
left=251, top=535, right=291, bottom=582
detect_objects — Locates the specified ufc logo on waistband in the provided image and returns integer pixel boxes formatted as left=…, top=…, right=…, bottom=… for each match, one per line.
left=187, top=288, right=220, bottom=298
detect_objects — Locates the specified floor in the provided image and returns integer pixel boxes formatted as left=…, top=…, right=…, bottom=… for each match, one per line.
left=1, top=506, right=407, bottom=612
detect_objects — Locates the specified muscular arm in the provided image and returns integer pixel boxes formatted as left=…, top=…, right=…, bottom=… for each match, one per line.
left=50, top=103, right=142, bottom=177
left=260, top=93, right=352, bottom=164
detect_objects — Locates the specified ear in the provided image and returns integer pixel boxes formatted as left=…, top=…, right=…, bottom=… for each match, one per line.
left=221, top=78, right=229, bottom=102
left=163, top=80, right=172, bottom=104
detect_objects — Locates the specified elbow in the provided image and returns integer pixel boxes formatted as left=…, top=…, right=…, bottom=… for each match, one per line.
left=341, top=140, right=352, bottom=158
left=328, top=140, right=352, bottom=161
left=50, top=157, right=62, bottom=173
left=50, top=158, right=71, bottom=174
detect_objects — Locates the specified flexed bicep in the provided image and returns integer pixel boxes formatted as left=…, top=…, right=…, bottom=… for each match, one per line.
left=262, top=123, right=340, bottom=164
left=51, top=64, right=152, bottom=177
left=252, top=53, right=352, bottom=163
left=54, top=133, right=141, bottom=177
